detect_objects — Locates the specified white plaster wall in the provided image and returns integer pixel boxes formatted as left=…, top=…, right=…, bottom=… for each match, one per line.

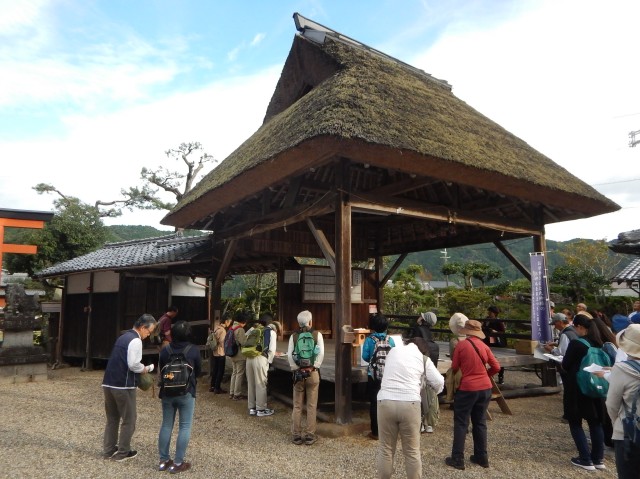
left=66, top=271, right=119, bottom=294
left=171, top=276, right=207, bottom=297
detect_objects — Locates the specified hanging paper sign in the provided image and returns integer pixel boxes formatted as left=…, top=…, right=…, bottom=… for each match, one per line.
left=530, top=253, right=552, bottom=343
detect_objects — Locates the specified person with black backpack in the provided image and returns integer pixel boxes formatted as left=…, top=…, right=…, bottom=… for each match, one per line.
left=606, top=324, right=640, bottom=479
left=157, top=320, right=201, bottom=474
left=362, top=313, right=396, bottom=440
left=226, top=310, right=249, bottom=401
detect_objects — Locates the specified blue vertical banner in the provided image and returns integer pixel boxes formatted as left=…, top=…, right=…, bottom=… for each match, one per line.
left=530, top=253, right=552, bottom=343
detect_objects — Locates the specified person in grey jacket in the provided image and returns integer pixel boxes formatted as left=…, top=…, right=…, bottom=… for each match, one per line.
left=605, top=324, right=640, bottom=479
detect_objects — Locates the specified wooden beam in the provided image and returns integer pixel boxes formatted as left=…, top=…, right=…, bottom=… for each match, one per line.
left=369, top=176, right=437, bottom=196
left=494, top=240, right=531, bottom=281
left=381, top=253, right=408, bottom=287
left=0, top=218, right=45, bottom=228
left=214, top=240, right=237, bottom=288
left=283, top=176, right=303, bottom=208
left=217, top=193, right=336, bottom=242
left=348, top=193, right=542, bottom=236
left=306, top=218, right=336, bottom=273
left=0, top=244, right=37, bottom=254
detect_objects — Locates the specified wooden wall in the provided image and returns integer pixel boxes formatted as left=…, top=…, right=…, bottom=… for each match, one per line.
left=61, top=276, right=208, bottom=360
left=278, top=267, right=377, bottom=338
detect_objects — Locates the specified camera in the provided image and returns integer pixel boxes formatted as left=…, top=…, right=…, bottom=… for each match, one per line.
left=293, top=368, right=311, bottom=384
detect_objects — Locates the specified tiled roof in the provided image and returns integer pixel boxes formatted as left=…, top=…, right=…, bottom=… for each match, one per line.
left=36, top=234, right=213, bottom=278
left=611, top=258, right=640, bottom=284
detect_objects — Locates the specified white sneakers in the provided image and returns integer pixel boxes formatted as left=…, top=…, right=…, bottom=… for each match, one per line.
left=257, top=408, right=274, bottom=417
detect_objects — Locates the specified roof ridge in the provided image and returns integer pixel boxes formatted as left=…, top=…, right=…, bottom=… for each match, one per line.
left=105, top=233, right=179, bottom=248
left=293, top=12, right=451, bottom=91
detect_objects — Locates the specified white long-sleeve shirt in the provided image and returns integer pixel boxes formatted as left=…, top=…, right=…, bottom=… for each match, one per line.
left=126, top=332, right=145, bottom=373
left=378, top=342, right=444, bottom=402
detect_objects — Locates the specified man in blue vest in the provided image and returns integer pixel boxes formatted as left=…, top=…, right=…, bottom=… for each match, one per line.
left=102, top=314, right=157, bottom=461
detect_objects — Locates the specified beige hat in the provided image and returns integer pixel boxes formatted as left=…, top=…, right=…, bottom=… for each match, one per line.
left=449, top=313, right=469, bottom=335
left=617, top=324, right=640, bottom=359
left=458, top=320, right=486, bottom=340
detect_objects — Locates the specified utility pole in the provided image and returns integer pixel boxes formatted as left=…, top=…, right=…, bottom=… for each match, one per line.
left=440, top=248, right=450, bottom=287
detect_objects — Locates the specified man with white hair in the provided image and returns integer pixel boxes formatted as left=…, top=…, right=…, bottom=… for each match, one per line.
left=287, top=310, right=324, bottom=445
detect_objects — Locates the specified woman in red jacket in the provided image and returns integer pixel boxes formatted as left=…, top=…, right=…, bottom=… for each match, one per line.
left=445, top=319, right=500, bottom=471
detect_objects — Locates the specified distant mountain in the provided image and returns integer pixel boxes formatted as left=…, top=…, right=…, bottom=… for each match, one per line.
left=397, top=239, right=582, bottom=282
left=105, top=226, right=622, bottom=283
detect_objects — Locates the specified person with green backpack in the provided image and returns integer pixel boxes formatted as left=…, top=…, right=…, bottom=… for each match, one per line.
left=561, top=314, right=609, bottom=471
left=287, top=310, right=324, bottom=445
left=243, top=314, right=279, bottom=417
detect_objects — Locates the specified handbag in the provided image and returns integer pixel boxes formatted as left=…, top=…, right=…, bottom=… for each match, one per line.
left=138, top=372, right=154, bottom=391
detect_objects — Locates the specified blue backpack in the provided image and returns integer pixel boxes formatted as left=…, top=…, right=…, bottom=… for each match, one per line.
left=576, top=338, right=612, bottom=398
left=612, top=314, right=632, bottom=334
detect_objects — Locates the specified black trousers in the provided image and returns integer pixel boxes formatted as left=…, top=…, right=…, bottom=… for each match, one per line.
left=451, top=388, right=492, bottom=460
left=367, top=377, right=382, bottom=435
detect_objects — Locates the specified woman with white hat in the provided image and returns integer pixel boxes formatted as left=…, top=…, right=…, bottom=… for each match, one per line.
left=605, top=324, right=640, bottom=479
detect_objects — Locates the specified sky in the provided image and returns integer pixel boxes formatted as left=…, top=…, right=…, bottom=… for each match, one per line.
left=1, top=0, right=638, bottom=242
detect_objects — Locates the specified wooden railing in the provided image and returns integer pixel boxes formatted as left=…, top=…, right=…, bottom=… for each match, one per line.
left=384, top=314, right=535, bottom=343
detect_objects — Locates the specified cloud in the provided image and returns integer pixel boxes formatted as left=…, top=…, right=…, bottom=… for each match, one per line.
left=407, top=0, right=640, bottom=240
left=0, top=3, right=195, bottom=111
left=250, top=33, right=266, bottom=47
left=227, top=44, right=242, bottom=62
left=0, top=65, right=282, bottom=226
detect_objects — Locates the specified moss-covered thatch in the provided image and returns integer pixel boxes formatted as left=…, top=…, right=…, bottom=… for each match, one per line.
left=163, top=32, right=618, bottom=228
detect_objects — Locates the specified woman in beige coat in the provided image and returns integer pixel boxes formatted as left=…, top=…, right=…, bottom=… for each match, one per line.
left=605, top=324, right=640, bottom=479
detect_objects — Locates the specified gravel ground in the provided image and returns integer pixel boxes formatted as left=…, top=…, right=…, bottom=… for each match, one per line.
left=0, top=366, right=619, bottom=479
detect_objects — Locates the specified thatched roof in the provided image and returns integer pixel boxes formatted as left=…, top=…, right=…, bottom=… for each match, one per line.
left=163, top=26, right=617, bottom=231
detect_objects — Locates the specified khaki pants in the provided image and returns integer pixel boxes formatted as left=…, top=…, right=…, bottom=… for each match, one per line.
left=291, top=369, right=320, bottom=438
left=230, top=355, right=246, bottom=397
left=246, top=355, right=269, bottom=410
left=376, top=400, right=421, bottom=479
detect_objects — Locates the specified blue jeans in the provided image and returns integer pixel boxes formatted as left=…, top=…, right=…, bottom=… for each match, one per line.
left=568, top=418, right=604, bottom=463
left=158, top=393, right=195, bottom=464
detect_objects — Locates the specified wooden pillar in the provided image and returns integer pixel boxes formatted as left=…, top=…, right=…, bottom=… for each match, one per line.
left=55, top=278, right=67, bottom=365
left=210, top=269, right=222, bottom=327
left=533, top=233, right=546, bottom=256
left=335, top=161, right=352, bottom=424
left=375, top=255, right=384, bottom=313
left=84, top=272, right=94, bottom=370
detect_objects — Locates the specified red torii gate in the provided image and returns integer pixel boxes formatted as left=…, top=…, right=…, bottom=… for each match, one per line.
left=0, top=208, right=54, bottom=308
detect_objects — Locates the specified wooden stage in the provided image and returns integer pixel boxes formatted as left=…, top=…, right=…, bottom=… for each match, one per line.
left=270, top=339, right=548, bottom=384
